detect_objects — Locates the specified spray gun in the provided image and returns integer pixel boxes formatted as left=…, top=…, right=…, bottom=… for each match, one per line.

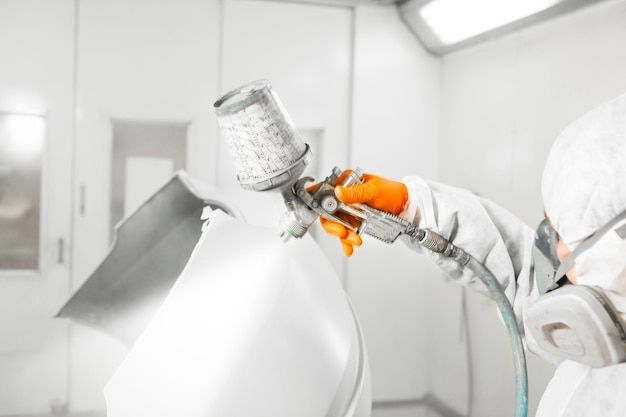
left=282, top=165, right=470, bottom=260
left=214, top=80, right=529, bottom=417
left=213, top=80, right=464, bottom=259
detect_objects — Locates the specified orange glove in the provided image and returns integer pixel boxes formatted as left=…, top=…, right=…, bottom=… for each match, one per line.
left=319, top=216, right=363, bottom=257
left=320, top=172, right=408, bottom=257
left=334, top=173, right=408, bottom=215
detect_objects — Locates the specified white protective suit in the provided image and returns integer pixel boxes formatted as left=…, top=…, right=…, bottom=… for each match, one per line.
left=397, top=93, right=626, bottom=417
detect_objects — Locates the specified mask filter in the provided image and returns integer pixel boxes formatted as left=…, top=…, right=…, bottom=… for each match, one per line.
left=529, top=210, right=626, bottom=367
left=526, top=285, right=626, bottom=368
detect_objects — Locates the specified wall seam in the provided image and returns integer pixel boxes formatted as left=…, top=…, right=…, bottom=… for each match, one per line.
left=215, top=0, right=226, bottom=186
left=341, top=5, right=357, bottom=291
left=65, top=0, right=81, bottom=410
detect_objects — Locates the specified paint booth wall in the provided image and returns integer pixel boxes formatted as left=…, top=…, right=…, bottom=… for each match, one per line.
left=1, top=0, right=626, bottom=416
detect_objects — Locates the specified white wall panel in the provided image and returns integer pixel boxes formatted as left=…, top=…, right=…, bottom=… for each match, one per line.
left=351, top=5, right=440, bottom=179
left=218, top=0, right=353, bottom=188
left=349, top=4, right=442, bottom=404
left=441, top=0, right=626, bottom=226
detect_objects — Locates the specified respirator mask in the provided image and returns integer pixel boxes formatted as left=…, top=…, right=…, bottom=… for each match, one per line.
left=527, top=210, right=626, bottom=368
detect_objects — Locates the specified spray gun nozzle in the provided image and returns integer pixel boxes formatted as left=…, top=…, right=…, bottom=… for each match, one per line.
left=278, top=196, right=319, bottom=242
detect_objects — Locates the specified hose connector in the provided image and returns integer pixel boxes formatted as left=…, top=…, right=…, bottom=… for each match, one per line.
left=410, top=228, right=471, bottom=265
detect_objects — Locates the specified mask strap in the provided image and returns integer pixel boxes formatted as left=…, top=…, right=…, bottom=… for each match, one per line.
left=555, top=209, right=626, bottom=280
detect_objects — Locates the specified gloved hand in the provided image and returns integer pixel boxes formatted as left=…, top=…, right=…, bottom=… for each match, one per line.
left=320, top=171, right=408, bottom=257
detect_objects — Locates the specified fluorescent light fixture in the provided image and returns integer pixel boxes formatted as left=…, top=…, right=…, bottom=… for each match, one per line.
left=399, top=0, right=610, bottom=55
left=420, top=0, right=562, bottom=45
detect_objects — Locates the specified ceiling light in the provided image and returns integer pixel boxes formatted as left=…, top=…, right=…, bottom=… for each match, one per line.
left=399, top=0, right=609, bottom=56
left=420, top=0, right=562, bottom=45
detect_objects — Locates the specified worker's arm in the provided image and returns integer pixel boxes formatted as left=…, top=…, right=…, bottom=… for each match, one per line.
left=399, top=176, right=537, bottom=306
left=402, top=176, right=566, bottom=363
left=323, top=172, right=542, bottom=349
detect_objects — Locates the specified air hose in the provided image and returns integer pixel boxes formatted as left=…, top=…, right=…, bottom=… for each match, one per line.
left=411, top=228, right=528, bottom=417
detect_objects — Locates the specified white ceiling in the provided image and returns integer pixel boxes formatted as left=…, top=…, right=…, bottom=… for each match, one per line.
left=253, top=0, right=613, bottom=55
